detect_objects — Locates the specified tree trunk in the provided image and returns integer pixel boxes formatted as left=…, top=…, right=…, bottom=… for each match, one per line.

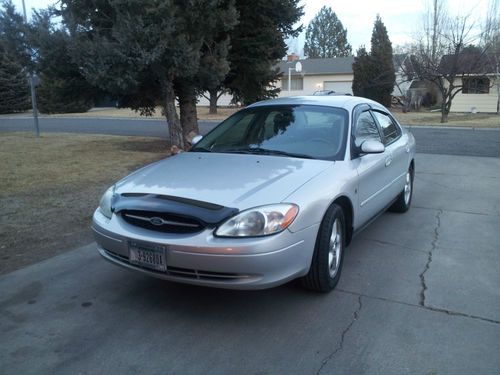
left=440, top=97, right=449, bottom=123
left=496, top=75, right=500, bottom=115
left=176, top=81, right=199, bottom=146
left=162, top=80, right=184, bottom=149
left=209, top=88, right=218, bottom=114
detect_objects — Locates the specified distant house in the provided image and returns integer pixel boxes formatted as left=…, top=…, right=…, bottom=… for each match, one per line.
left=392, top=54, right=413, bottom=97
left=439, top=52, right=499, bottom=113
left=277, top=55, right=355, bottom=96
left=276, top=54, right=413, bottom=99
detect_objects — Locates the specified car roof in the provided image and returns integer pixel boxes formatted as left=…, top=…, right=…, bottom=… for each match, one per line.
left=248, top=95, right=387, bottom=112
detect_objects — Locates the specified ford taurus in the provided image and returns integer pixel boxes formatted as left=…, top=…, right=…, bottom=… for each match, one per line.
left=92, top=95, right=416, bottom=292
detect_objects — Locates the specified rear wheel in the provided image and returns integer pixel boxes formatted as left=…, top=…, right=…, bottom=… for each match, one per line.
left=302, top=204, right=345, bottom=292
left=390, top=166, right=414, bottom=213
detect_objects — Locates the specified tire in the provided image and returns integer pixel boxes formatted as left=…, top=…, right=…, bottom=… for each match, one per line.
left=389, top=166, right=414, bottom=213
left=302, top=204, right=345, bottom=292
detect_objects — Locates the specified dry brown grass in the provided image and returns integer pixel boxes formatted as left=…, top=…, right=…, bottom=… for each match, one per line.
left=0, top=133, right=168, bottom=275
left=392, top=109, right=500, bottom=127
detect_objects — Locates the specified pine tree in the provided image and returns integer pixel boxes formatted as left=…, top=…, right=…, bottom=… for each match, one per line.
left=351, top=16, right=395, bottom=106
left=61, top=0, right=238, bottom=148
left=352, top=46, right=372, bottom=98
left=370, top=15, right=395, bottom=106
left=0, top=42, right=30, bottom=113
left=304, top=6, right=352, bottom=58
left=0, top=1, right=30, bottom=114
left=225, top=0, right=303, bottom=105
left=30, top=10, right=98, bottom=113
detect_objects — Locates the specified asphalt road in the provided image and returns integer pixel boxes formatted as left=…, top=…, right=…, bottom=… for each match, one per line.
left=1, top=116, right=500, bottom=157
left=1, top=153, right=499, bottom=374
left=0, top=116, right=217, bottom=139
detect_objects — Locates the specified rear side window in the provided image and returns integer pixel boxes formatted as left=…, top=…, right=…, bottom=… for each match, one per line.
left=354, top=111, right=382, bottom=148
left=373, top=111, right=401, bottom=144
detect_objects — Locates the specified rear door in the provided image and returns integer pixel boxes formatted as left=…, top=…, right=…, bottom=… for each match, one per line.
left=371, top=110, right=407, bottom=201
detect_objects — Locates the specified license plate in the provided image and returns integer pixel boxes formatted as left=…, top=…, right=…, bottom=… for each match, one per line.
left=129, top=241, right=167, bottom=272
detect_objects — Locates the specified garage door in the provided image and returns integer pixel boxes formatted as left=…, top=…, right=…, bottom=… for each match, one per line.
left=323, top=81, right=352, bottom=94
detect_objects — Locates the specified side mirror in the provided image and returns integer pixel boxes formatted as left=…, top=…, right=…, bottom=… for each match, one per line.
left=191, top=135, right=203, bottom=145
left=360, top=140, right=385, bottom=154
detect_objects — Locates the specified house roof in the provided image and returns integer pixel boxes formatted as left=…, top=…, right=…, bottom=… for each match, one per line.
left=277, top=56, right=355, bottom=76
left=278, top=54, right=410, bottom=77
left=438, top=51, right=497, bottom=75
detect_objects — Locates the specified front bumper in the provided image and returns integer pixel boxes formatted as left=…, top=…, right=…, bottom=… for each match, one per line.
left=92, top=209, right=319, bottom=290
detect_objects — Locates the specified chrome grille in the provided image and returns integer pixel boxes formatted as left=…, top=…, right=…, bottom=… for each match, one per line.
left=121, top=210, right=204, bottom=234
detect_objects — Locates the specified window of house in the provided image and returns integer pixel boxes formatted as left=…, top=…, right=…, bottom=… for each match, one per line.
left=462, top=77, right=490, bottom=94
left=372, top=111, right=401, bottom=145
left=282, top=77, right=303, bottom=91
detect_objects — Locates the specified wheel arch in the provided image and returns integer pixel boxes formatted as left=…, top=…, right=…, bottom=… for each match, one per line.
left=332, top=195, right=354, bottom=246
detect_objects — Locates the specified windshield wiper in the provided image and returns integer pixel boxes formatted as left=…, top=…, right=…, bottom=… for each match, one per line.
left=226, top=147, right=314, bottom=159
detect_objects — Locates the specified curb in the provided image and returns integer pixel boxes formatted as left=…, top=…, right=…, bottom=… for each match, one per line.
left=404, top=125, right=500, bottom=131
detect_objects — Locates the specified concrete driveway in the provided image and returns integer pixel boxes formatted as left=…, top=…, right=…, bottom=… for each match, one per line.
left=1, top=153, right=499, bottom=374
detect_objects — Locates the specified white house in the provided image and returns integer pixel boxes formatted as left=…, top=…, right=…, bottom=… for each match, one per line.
left=277, top=56, right=355, bottom=96
left=200, top=53, right=499, bottom=113
left=449, top=75, right=499, bottom=113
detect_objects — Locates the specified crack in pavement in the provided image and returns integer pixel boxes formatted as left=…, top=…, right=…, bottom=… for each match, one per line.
left=337, top=288, right=500, bottom=325
left=419, top=209, right=442, bottom=307
left=316, top=295, right=362, bottom=375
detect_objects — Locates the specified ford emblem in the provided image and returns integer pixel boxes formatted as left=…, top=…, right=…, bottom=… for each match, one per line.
left=149, top=217, right=164, bottom=226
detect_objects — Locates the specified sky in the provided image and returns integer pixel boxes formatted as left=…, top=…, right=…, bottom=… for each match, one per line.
left=287, top=0, right=491, bottom=56
left=13, top=0, right=492, bottom=54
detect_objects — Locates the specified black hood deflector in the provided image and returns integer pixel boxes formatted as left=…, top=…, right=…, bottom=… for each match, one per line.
left=112, top=193, right=239, bottom=226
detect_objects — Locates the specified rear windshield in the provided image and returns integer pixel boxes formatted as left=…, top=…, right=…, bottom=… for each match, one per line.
left=192, top=105, right=348, bottom=160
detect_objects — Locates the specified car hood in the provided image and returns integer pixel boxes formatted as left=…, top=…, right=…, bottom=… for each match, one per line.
left=115, top=152, right=333, bottom=209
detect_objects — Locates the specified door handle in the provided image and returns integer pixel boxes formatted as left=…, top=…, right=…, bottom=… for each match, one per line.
left=385, top=156, right=392, bottom=167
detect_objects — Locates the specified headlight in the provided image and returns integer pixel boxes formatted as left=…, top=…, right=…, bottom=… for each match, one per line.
left=215, top=204, right=299, bottom=237
left=99, top=186, right=115, bottom=219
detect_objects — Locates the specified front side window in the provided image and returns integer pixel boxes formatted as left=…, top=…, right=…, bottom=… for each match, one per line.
left=192, top=105, right=348, bottom=160
left=354, top=111, right=382, bottom=148
left=372, top=111, right=401, bottom=145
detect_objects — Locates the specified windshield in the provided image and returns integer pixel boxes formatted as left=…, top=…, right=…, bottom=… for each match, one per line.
left=191, top=105, right=348, bottom=160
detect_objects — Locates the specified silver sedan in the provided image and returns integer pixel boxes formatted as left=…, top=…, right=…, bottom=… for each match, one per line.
left=92, top=95, right=416, bottom=292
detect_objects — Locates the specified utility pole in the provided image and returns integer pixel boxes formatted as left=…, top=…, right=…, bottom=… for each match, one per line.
left=21, top=0, right=40, bottom=138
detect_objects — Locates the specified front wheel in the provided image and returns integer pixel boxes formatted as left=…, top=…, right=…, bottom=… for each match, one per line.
left=390, top=166, right=414, bottom=213
left=302, top=204, right=345, bottom=292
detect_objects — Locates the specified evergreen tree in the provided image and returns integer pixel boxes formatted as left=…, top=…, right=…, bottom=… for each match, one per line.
left=304, top=6, right=351, bottom=58
left=352, top=46, right=372, bottom=98
left=351, top=16, right=395, bottom=106
left=61, top=0, right=238, bottom=149
left=30, top=10, right=99, bottom=113
left=0, top=41, right=29, bottom=113
left=370, top=15, right=395, bottom=106
left=0, top=0, right=30, bottom=69
left=0, top=1, right=30, bottom=113
left=225, top=0, right=303, bottom=105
